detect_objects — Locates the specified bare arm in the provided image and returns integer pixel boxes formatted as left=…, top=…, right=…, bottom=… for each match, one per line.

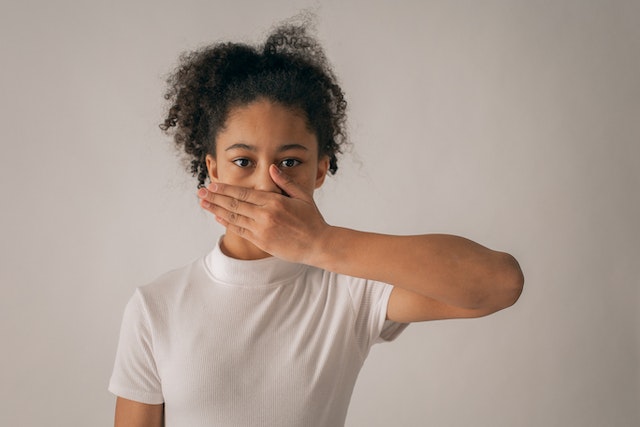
left=199, top=165, right=524, bottom=322
left=312, top=229, right=524, bottom=321
left=115, top=397, right=163, bottom=427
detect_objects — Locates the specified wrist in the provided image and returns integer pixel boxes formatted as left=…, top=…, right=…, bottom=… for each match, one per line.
left=305, top=225, right=351, bottom=272
left=302, top=224, right=337, bottom=269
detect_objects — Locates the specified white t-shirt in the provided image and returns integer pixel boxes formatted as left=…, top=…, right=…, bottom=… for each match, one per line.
left=109, top=240, right=407, bottom=426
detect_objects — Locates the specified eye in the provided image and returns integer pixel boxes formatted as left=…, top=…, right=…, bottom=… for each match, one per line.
left=279, top=158, right=301, bottom=168
left=232, top=158, right=252, bottom=168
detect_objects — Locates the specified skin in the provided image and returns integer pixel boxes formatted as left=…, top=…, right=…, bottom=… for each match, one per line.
left=203, top=100, right=330, bottom=261
left=115, top=98, right=524, bottom=426
left=114, top=398, right=163, bottom=427
left=198, top=99, right=523, bottom=321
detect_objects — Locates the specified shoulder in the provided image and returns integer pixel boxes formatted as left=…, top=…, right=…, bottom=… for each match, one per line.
left=135, top=256, right=208, bottom=310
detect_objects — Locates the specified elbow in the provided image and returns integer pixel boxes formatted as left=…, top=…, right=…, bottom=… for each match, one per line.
left=496, top=252, right=524, bottom=309
left=472, top=252, right=524, bottom=313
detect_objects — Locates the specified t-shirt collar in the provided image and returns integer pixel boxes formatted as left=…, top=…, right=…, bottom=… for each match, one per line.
left=204, top=236, right=304, bottom=287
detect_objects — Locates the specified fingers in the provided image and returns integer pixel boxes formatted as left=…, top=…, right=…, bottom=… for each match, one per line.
left=199, top=185, right=268, bottom=249
left=214, top=212, right=252, bottom=239
left=202, top=197, right=258, bottom=244
left=207, top=182, right=261, bottom=204
left=199, top=189, right=255, bottom=226
left=196, top=179, right=315, bottom=247
left=198, top=184, right=261, bottom=216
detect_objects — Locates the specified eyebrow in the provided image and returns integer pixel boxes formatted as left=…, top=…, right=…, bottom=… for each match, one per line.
left=224, top=143, right=309, bottom=152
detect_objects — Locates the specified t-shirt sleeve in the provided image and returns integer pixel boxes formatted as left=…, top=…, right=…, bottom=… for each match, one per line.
left=344, top=277, right=409, bottom=357
left=108, top=289, right=164, bottom=404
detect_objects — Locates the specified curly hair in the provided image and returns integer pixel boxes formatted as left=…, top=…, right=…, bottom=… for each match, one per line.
left=160, top=23, right=348, bottom=188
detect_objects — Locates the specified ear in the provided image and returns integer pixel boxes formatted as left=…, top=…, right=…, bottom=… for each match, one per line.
left=314, top=155, right=330, bottom=189
left=205, top=154, right=218, bottom=182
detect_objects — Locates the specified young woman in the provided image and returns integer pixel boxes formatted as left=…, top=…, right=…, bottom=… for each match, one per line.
left=109, top=23, right=524, bottom=427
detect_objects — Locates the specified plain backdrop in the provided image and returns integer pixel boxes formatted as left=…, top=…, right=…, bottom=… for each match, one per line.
left=1, top=1, right=638, bottom=426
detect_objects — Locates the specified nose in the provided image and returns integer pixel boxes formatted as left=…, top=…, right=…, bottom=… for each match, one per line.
left=253, top=164, right=281, bottom=193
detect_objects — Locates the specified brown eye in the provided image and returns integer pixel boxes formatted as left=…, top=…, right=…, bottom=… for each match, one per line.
left=232, top=158, right=251, bottom=168
left=280, top=158, right=301, bottom=168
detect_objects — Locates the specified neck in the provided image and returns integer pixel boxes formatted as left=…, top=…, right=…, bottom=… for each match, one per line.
left=220, top=233, right=272, bottom=260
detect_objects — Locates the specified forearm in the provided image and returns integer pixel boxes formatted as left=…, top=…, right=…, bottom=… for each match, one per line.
left=311, top=227, right=524, bottom=311
left=199, top=177, right=524, bottom=312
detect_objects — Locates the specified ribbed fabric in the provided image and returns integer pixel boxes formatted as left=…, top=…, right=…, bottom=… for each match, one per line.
left=109, top=239, right=407, bottom=427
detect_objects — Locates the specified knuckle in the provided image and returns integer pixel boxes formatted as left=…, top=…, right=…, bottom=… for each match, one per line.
left=268, top=198, right=282, bottom=211
left=238, top=187, right=249, bottom=202
left=228, top=212, right=237, bottom=223
left=272, top=200, right=286, bottom=214
left=264, top=211, right=279, bottom=228
left=229, top=197, right=239, bottom=211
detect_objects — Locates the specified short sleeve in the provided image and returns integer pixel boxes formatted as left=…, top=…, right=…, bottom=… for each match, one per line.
left=108, top=289, right=164, bottom=404
left=344, top=278, right=408, bottom=357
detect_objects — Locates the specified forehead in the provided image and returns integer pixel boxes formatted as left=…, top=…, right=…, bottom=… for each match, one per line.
left=217, top=100, right=317, bottom=150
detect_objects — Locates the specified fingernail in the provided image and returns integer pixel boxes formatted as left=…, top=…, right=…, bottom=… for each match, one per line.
left=210, top=183, right=218, bottom=192
left=197, top=188, right=207, bottom=198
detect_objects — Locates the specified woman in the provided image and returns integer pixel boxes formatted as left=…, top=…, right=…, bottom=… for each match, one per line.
left=109, top=22, right=524, bottom=427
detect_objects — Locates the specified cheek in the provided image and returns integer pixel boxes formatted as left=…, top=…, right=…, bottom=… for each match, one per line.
left=288, top=170, right=317, bottom=192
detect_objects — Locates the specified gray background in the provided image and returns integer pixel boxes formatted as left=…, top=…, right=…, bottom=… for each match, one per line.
left=1, top=0, right=638, bottom=426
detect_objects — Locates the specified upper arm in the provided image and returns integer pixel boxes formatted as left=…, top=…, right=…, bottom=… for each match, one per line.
left=115, top=397, right=164, bottom=427
left=387, top=286, right=498, bottom=323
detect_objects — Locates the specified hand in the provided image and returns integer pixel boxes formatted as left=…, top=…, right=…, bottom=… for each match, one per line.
left=197, top=165, right=330, bottom=264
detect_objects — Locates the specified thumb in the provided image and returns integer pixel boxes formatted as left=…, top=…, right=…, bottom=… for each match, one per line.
left=269, top=165, right=309, bottom=200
